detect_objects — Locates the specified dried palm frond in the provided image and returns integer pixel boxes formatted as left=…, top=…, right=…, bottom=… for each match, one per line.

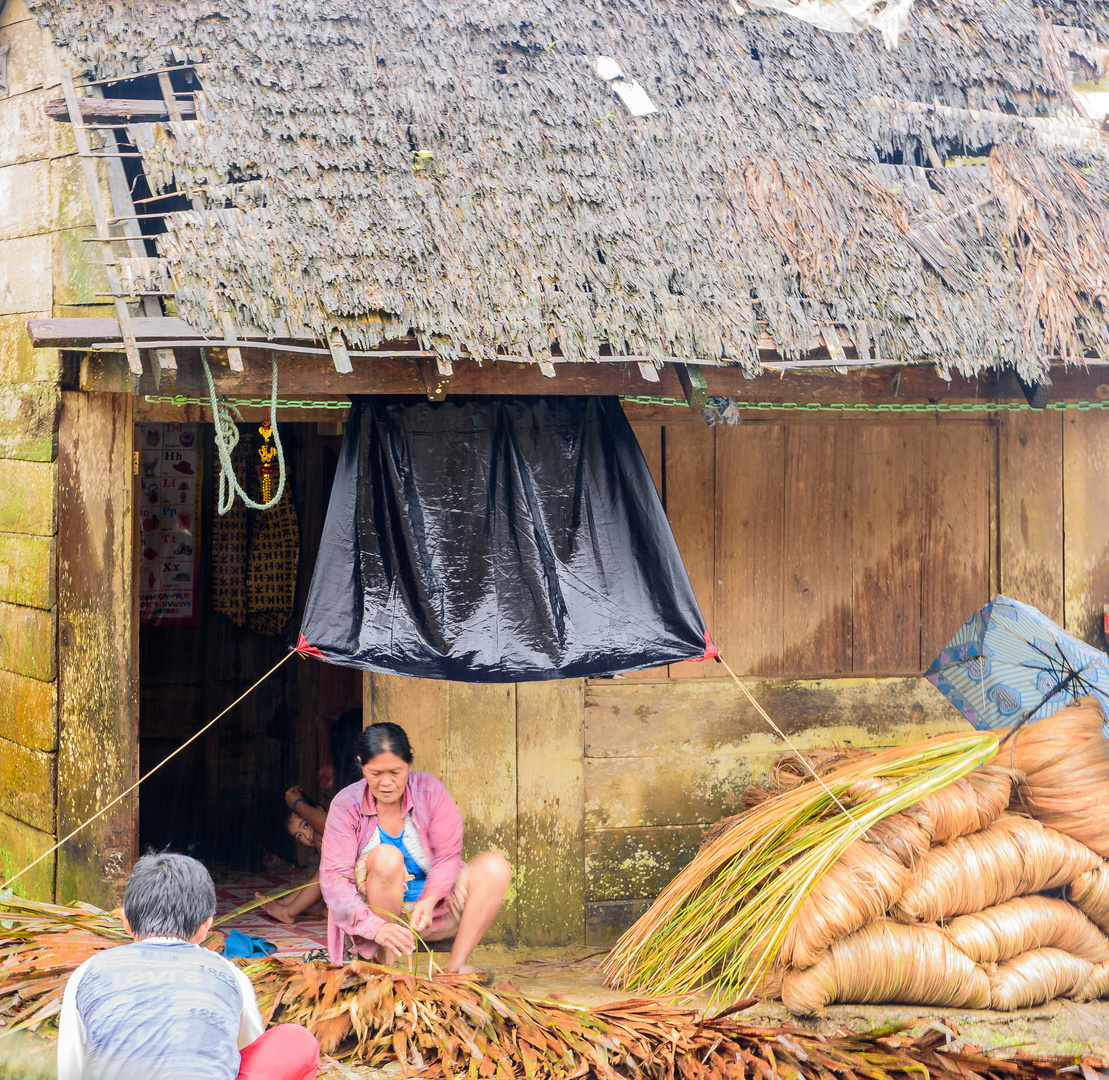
left=945, top=896, right=1109, bottom=965
left=0, top=893, right=220, bottom=1036
left=986, top=947, right=1095, bottom=1011
left=891, top=813, right=1100, bottom=922
left=0, top=892, right=1103, bottom=1079
left=600, top=732, right=998, bottom=1003
left=248, top=957, right=1080, bottom=1077
left=781, top=921, right=990, bottom=1016
left=999, top=698, right=1109, bottom=857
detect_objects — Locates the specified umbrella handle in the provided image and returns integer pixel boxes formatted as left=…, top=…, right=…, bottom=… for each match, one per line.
left=996, top=670, right=1080, bottom=747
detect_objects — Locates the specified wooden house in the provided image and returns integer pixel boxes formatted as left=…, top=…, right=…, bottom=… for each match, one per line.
left=3, top=0, right=1109, bottom=947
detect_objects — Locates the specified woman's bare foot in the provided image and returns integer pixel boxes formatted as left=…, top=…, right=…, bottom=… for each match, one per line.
left=254, top=891, right=296, bottom=925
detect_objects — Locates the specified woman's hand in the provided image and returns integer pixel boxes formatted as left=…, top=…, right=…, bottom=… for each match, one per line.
left=374, top=921, right=416, bottom=957
left=285, top=785, right=306, bottom=810
left=408, top=897, right=438, bottom=936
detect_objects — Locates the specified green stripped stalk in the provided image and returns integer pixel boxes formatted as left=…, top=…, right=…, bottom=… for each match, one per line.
left=600, top=731, right=998, bottom=1005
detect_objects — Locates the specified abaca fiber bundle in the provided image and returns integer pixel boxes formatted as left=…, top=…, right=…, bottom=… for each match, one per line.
left=891, top=813, right=1099, bottom=922
left=1068, top=864, right=1109, bottom=932
left=986, top=948, right=1095, bottom=1011
left=1000, top=698, right=1109, bottom=858
left=781, top=921, right=990, bottom=1016
left=780, top=840, right=911, bottom=970
left=944, top=896, right=1109, bottom=964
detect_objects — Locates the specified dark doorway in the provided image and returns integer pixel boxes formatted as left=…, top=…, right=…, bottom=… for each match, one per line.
left=137, top=420, right=361, bottom=870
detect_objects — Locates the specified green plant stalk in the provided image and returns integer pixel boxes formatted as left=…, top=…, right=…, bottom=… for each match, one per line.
left=603, top=732, right=998, bottom=1004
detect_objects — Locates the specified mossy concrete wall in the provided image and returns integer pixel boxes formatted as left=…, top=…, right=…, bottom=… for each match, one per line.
left=0, top=0, right=117, bottom=903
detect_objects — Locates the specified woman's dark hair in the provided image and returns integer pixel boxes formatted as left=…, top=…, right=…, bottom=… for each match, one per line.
left=355, top=722, right=413, bottom=768
left=330, top=708, right=364, bottom=788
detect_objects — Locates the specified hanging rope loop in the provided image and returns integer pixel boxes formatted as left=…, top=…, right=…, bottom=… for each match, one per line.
left=202, top=348, right=287, bottom=514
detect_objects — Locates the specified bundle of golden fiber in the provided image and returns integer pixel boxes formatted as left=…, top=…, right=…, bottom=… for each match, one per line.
left=781, top=921, right=990, bottom=1016
left=601, top=732, right=998, bottom=1003
left=999, top=697, right=1109, bottom=857
left=779, top=840, right=910, bottom=969
left=1078, top=960, right=1109, bottom=1002
left=1068, top=864, right=1109, bottom=932
left=891, top=812, right=1100, bottom=922
left=944, top=896, right=1109, bottom=965
left=863, top=808, right=933, bottom=868
left=986, top=948, right=1095, bottom=1011
left=770, top=746, right=874, bottom=789
left=851, top=766, right=1012, bottom=845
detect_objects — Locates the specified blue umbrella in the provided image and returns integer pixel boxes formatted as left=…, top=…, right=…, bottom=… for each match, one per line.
left=925, top=595, right=1109, bottom=735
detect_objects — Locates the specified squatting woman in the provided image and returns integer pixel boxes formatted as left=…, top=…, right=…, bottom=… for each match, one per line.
left=319, top=722, right=511, bottom=972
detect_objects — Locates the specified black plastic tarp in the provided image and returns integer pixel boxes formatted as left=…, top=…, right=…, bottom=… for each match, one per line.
left=297, top=396, right=712, bottom=681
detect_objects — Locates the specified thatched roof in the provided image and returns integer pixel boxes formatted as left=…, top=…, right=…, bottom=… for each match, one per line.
left=27, top=0, right=1109, bottom=378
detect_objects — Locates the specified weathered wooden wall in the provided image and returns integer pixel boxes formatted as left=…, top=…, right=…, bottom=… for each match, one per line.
left=0, top=0, right=116, bottom=901
left=56, top=391, right=136, bottom=903
left=631, top=416, right=997, bottom=678
left=366, top=409, right=1109, bottom=946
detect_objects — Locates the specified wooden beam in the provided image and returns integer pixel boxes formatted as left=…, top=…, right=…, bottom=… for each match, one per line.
left=416, top=357, right=450, bottom=400
left=328, top=328, right=353, bottom=375
left=28, top=316, right=199, bottom=347
left=44, top=97, right=196, bottom=123
left=68, top=346, right=1109, bottom=406
left=57, top=61, right=143, bottom=376
left=676, top=363, right=709, bottom=408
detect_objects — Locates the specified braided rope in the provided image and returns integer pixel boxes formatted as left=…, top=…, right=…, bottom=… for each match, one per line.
left=202, top=348, right=287, bottom=513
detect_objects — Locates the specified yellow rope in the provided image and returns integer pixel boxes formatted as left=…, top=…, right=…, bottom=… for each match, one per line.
left=715, top=653, right=862, bottom=828
left=3, top=649, right=298, bottom=891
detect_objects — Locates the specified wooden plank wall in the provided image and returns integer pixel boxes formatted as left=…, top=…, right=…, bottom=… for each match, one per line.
left=56, top=392, right=136, bottom=904
left=662, top=418, right=996, bottom=679
left=0, top=0, right=114, bottom=901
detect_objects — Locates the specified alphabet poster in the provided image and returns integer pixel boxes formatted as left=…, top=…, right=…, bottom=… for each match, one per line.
left=138, top=422, right=202, bottom=625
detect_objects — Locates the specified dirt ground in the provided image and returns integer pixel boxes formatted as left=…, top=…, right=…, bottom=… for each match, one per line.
left=6, top=946, right=1109, bottom=1078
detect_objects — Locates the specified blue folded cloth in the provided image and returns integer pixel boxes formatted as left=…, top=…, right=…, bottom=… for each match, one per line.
left=222, top=929, right=277, bottom=958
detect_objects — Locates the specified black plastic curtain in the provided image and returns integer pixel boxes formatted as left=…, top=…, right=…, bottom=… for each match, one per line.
left=297, top=396, right=711, bottom=681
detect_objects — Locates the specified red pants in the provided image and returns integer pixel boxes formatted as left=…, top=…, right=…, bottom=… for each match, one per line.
left=238, top=1024, right=319, bottom=1080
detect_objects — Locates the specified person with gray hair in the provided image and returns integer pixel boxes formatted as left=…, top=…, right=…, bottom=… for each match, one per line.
left=58, top=852, right=318, bottom=1080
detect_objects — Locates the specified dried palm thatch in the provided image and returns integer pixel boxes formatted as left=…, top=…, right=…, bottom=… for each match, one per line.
left=999, top=698, right=1109, bottom=858
left=944, top=896, right=1109, bottom=965
left=780, top=841, right=910, bottom=970
left=1068, top=864, right=1109, bottom=932
left=891, top=813, right=1100, bottom=922
left=781, top=921, right=991, bottom=1016
left=986, top=948, right=1095, bottom=1011
left=600, top=732, right=998, bottom=1003
left=0, top=893, right=224, bottom=1035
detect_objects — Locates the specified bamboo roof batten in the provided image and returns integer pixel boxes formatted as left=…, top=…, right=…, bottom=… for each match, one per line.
left=26, top=0, right=1109, bottom=383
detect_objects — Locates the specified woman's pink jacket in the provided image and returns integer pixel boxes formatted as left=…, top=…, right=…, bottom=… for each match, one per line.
left=319, top=771, right=464, bottom=965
